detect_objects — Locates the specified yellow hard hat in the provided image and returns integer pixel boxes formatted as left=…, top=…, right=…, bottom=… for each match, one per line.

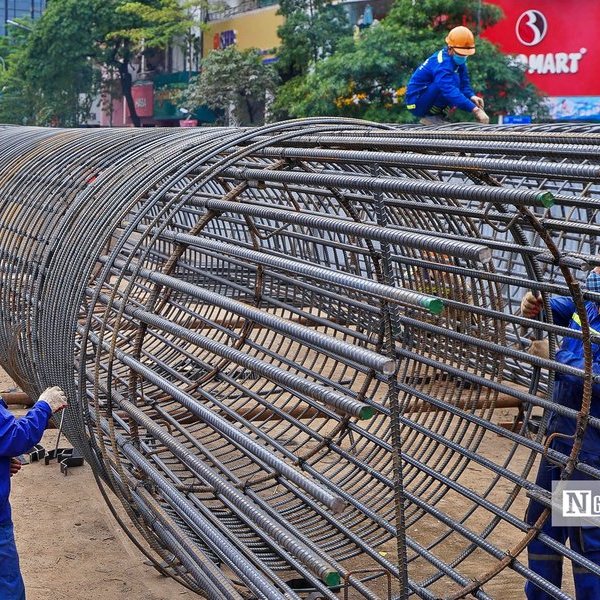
left=445, top=26, right=476, bottom=55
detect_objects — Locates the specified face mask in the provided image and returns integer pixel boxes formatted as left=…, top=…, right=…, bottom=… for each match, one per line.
left=453, top=55, right=468, bottom=65
left=586, top=272, right=600, bottom=293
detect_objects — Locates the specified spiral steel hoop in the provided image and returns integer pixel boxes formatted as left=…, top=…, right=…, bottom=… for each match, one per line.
left=0, top=121, right=599, bottom=598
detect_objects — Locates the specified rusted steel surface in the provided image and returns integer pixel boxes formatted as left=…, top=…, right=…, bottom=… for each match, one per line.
left=0, top=120, right=598, bottom=598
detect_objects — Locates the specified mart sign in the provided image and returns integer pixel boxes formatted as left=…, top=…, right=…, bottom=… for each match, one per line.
left=484, top=0, right=600, bottom=96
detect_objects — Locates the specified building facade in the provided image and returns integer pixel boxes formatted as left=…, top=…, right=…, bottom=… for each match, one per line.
left=202, top=0, right=391, bottom=59
left=203, top=0, right=282, bottom=60
left=0, top=0, right=45, bottom=35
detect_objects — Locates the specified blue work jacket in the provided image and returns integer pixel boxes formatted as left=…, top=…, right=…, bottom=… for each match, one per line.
left=0, top=398, right=51, bottom=523
left=405, top=47, right=476, bottom=114
left=548, top=296, right=600, bottom=456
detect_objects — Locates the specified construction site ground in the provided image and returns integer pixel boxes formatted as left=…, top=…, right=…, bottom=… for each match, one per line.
left=2, top=366, right=577, bottom=600
left=1, top=368, right=187, bottom=600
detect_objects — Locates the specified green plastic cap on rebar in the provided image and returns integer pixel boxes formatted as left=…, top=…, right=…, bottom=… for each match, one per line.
left=537, top=191, right=554, bottom=208
left=324, top=570, right=341, bottom=587
left=358, top=405, right=375, bottom=420
left=422, top=297, right=444, bottom=315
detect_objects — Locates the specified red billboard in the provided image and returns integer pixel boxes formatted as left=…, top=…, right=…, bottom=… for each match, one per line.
left=484, top=0, right=600, bottom=96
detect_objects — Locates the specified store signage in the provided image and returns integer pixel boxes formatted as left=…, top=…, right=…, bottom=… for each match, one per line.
left=484, top=0, right=600, bottom=96
left=131, top=81, right=154, bottom=118
left=501, top=115, right=532, bottom=124
left=515, top=9, right=547, bottom=46
left=213, top=30, right=237, bottom=50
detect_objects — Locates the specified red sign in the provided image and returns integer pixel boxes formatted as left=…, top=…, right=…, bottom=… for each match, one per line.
left=484, top=0, right=600, bottom=96
left=131, top=81, right=154, bottom=118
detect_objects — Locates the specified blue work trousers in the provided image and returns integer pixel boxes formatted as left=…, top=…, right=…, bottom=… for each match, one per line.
left=407, top=82, right=449, bottom=118
left=525, top=456, right=600, bottom=598
left=0, top=519, right=25, bottom=599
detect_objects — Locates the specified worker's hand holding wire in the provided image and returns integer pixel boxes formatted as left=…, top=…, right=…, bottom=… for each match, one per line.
left=471, top=95, right=485, bottom=110
left=520, top=292, right=543, bottom=318
left=10, top=458, right=22, bottom=478
left=473, top=107, right=490, bottom=124
left=38, top=386, right=68, bottom=413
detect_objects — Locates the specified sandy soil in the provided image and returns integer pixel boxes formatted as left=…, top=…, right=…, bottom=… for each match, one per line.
left=2, top=370, right=187, bottom=600
left=1, top=367, right=578, bottom=599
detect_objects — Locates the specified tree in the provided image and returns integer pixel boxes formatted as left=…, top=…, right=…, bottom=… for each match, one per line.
left=276, top=0, right=352, bottom=81
left=116, top=0, right=205, bottom=73
left=13, top=4, right=100, bottom=126
left=179, top=46, right=279, bottom=126
left=274, top=0, right=549, bottom=123
left=0, top=0, right=199, bottom=127
left=105, top=0, right=201, bottom=126
left=0, top=23, right=42, bottom=125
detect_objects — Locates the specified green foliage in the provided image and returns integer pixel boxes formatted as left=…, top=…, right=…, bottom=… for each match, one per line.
left=275, top=0, right=549, bottom=123
left=15, top=1, right=101, bottom=126
left=115, top=1, right=193, bottom=46
left=180, top=46, right=278, bottom=125
left=276, top=0, right=351, bottom=81
left=0, top=0, right=198, bottom=126
left=0, top=26, right=38, bottom=124
left=115, top=0, right=204, bottom=54
left=386, top=0, right=502, bottom=33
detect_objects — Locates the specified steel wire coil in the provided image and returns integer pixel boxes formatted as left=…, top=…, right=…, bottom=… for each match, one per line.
left=0, top=120, right=599, bottom=598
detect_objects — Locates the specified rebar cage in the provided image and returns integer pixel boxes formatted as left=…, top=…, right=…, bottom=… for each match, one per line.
left=0, top=120, right=599, bottom=599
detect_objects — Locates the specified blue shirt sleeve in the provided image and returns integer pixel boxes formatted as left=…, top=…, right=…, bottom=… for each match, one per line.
left=549, top=296, right=576, bottom=327
left=459, top=65, right=475, bottom=101
left=0, top=399, right=51, bottom=457
left=434, top=62, right=476, bottom=113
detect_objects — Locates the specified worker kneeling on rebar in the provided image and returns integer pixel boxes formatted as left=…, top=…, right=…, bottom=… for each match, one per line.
left=0, top=386, right=67, bottom=599
left=521, top=271, right=600, bottom=598
left=405, top=26, right=490, bottom=126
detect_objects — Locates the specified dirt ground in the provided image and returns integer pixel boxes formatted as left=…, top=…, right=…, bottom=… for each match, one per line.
left=1, top=369, right=188, bottom=600
left=1, top=367, right=578, bottom=599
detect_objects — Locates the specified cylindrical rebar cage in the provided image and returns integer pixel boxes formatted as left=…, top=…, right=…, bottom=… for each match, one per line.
left=1, top=120, right=599, bottom=599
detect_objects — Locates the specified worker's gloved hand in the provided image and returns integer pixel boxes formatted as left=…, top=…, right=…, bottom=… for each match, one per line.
left=471, top=95, right=485, bottom=110
left=528, top=339, right=550, bottom=360
left=520, top=292, right=543, bottom=318
left=10, top=458, right=22, bottom=478
left=38, top=386, right=68, bottom=413
left=473, top=107, right=490, bottom=124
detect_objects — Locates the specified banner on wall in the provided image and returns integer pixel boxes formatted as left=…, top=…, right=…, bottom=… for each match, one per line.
left=549, top=96, right=600, bottom=120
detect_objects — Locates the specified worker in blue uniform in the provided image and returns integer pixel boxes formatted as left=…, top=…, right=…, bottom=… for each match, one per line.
left=0, top=386, right=67, bottom=599
left=521, top=268, right=600, bottom=598
left=405, top=26, right=490, bottom=126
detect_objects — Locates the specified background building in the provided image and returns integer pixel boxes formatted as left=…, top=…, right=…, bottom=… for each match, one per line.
left=202, top=0, right=391, bottom=59
left=203, top=0, right=281, bottom=61
left=0, top=0, right=45, bottom=35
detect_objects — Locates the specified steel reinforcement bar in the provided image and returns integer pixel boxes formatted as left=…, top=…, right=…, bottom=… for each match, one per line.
left=0, top=120, right=599, bottom=599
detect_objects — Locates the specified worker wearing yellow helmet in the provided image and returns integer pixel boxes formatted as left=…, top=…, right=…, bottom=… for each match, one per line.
left=405, top=26, right=490, bottom=126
